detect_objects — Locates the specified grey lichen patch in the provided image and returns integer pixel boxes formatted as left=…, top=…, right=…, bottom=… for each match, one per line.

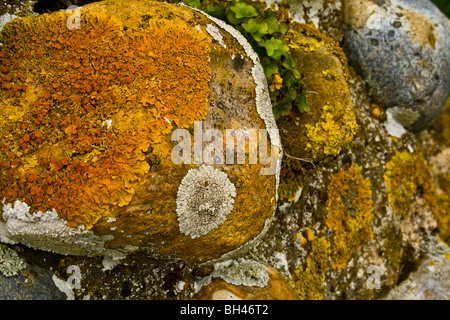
left=0, top=200, right=123, bottom=257
left=194, top=258, right=269, bottom=294
left=0, top=244, right=27, bottom=277
left=176, top=165, right=237, bottom=239
left=212, top=259, right=269, bottom=287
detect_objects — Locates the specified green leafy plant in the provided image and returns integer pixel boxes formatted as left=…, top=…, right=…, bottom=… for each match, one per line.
left=184, top=0, right=310, bottom=119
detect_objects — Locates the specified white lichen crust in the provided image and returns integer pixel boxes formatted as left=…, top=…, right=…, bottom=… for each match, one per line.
left=194, top=258, right=269, bottom=293
left=0, top=200, right=127, bottom=258
left=176, top=165, right=236, bottom=239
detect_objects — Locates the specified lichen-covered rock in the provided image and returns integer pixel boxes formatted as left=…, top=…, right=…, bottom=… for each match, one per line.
left=0, top=0, right=36, bottom=18
left=0, top=247, right=67, bottom=300
left=194, top=259, right=298, bottom=300
left=0, top=243, right=26, bottom=276
left=277, top=22, right=357, bottom=163
left=0, top=0, right=449, bottom=301
left=0, top=0, right=281, bottom=262
left=0, top=0, right=37, bottom=34
left=342, top=0, right=450, bottom=132
left=383, top=244, right=450, bottom=300
left=246, top=64, right=450, bottom=300
left=276, top=22, right=357, bottom=201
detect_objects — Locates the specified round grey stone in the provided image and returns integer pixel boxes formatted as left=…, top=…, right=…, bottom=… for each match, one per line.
left=342, top=0, right=450, bottom=132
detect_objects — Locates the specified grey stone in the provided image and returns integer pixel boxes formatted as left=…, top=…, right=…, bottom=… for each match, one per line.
left=0, top=263, right=66, bottom=300
left=342, top=0, right=450, bottom=132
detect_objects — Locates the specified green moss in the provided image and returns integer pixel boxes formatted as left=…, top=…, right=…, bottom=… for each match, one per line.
left=290, top=236, right=330, bottom=300
left=326, top=164, right=374, bottom=270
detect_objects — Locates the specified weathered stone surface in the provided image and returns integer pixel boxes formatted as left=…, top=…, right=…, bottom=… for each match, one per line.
left=278, top=22, right=356, bottom=162
left=0, top=245, right=67, bottom=299
left=276, top=22, right=357, bottom=201
left=194, top=262, right=298, bottom=300
left=0, top=0, right=449, bottom=301
left=342, top=0, right=450, bottom=132
left=0, top=0, right=281, bottom=262
left=383, top=243, right=450, bottom=300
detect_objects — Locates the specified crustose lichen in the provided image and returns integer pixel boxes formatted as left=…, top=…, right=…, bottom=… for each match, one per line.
left=176, top=165, right=237, bottom=239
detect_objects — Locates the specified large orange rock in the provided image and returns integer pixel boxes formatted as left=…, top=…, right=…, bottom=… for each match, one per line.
left=0, top=0, right=281, bottom=262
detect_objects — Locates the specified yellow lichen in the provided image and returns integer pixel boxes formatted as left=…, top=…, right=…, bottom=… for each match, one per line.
left=384, top=150, right=450, bottom=240
left=0, top=9, right=211, bottom=228
left=287, top=22, right=349, bottom=76
left=291, top=236, right=330, bottom=300
left=305, top=105, right=358, bottom=159
left=326, top=164, right=374, bottom=270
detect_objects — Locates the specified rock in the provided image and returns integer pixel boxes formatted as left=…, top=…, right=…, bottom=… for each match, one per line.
left=0, top=0, right=281, bottom=262
left=383, top=242, right=450, bottom=300
left=0, top=0, right=36, bottom=17
left=0, top=243, right=26, bottom=277
left=275, top=22, right=357, bottom=201
left=278, top=22, right=357, bottom=162
left=194, top=260, right=298, bottom=300
left=342, top=0, right=450, bottom=132
left=0, top=0, right=37, bottom=32
left=0, top=244, right=67, bottom=299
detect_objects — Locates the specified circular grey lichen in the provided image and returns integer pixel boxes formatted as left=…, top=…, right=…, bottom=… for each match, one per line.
left=176, top=165, right=237, bottom=239
left=0, top=244, right=27, bottom=277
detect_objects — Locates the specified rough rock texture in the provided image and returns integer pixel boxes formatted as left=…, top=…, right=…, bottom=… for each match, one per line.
left=0, top=0, right=281, bottom=262
left=0, top=0, right=36, bottom=17
left=278, top=23, right=356, bottom=160
left=383, top=242, right=450, bottom=300
left=342, top=0, right=450, bottom=132
left=194, top=263, right=298, bottom=300
left=0, top=0, right=449, bottom=301
left=0, top=244, right=67, bottom=299
left=0, top=0, right=37, bottom=31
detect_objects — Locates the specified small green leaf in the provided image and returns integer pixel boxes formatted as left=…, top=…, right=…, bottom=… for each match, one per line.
left=296, top=91, right=311, bottom=113
left=282, top=54, right=295, bottom=71
left=272, top=105, right=281, bottom=120
left=261, top=38, right=289, bottom=60
left=280, top=24, right=289, bottom=35
left=261, top=57, right=279, bottom=79
left=203, top=4, right=225, bottom=17
left=279, top=98, right=293, bottom=116
left=230, top=3, right=259, bottom=19
left=288, top=87, right=298, bottom=101
left=264, top=11, right=280, bottom=34
left=242, top=18, right=268, bottom=42
left=183, top=0, right=199, bottom=8
left=292, top=69, right=301, bottom=79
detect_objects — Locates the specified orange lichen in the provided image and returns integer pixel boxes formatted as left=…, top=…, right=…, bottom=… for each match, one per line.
left=0, top=9, right=211, bottom=228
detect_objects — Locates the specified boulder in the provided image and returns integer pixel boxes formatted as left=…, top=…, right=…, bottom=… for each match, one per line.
left=0, top=0, right=281, bottom=262
left=342, top=0, right=450, bottom=132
